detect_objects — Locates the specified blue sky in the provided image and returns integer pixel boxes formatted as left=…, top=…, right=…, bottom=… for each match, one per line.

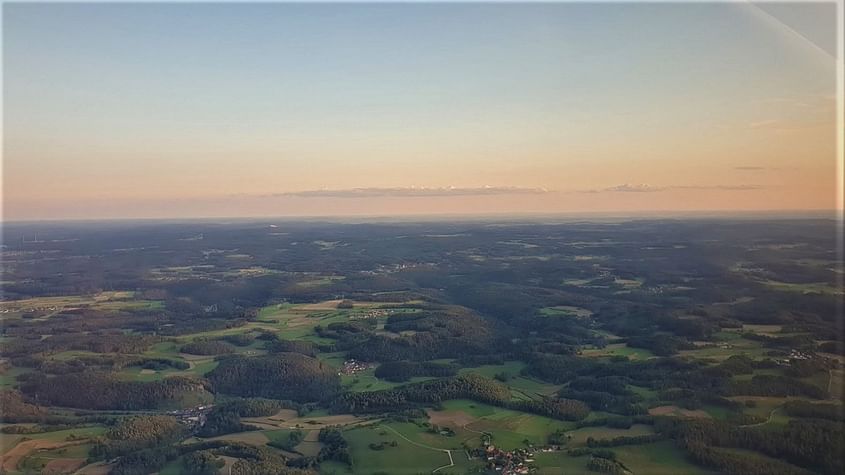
left=2, top=2, right=839, bottom=219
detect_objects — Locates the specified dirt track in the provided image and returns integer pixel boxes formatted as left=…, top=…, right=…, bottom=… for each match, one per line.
left=648, top=405, right=711, bottom=418
left=44, top=457, right=86, bottom=474
left=426, top=409, right=477, bottom=428
left=2, top=439, right=73, bottom=472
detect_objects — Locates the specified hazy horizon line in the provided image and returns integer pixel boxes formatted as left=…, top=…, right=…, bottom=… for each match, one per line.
left=2, top=208, right=842, bottom=226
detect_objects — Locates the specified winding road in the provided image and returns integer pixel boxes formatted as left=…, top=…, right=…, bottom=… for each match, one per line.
left=740, top=406, right=780, bottom=428
left=381, top=426, right=454, bottom=473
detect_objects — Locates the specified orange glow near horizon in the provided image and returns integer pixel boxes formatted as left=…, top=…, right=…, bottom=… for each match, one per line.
left=2, top=2, right=841, bottom=220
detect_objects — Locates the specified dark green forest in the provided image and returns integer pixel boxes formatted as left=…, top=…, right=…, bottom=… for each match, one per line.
left=1, top=219, right=842, bottom=474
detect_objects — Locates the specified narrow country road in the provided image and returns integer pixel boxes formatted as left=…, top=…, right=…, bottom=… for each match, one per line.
left=740, top=407, right=779, bottom=428
left=381, top=426, right=454, bottom=473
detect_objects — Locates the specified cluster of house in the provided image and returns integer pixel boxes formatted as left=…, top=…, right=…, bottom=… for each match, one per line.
left=360, top=262, right=432, bottom=275
left=775, top=348, right=813, bottom=365
left=338, top=359, right=374, bottom=375
left=476, top=444, right=537, bottom=474
left=472, top=442, right=563, bottom=475
left=168, top=405, right=214, bottom=430
left=349, top=309, right=389, bottom=320
left=0, top=306, right=60, bottom=313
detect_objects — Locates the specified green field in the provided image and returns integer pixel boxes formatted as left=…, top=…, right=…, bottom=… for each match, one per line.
left=320, top=460, right=353, bottom=474
left=2, top=425, right=107, bottom=469
left=760, top=279, right=843, bottom=296
left=582, top=343, right=654, bottom=360
left=0, top=367, right=31, bottom=388
left=613, top=441, right=714, bottom=474
left=4, top=298, right=428, bottom=392
left=0, top=292, right=163, bottom=321
left=158, top=458, right=185, bottom=475
left=628, top=384, right=659, bottom=402
left=342, top=424, right=455, bottom=474
left=128, top=301, right=416, bottom=383
left=114, top=342, right=222, bottom=381
left=314, top=352, right=434, bottom=392
left=439, top=399, right=497, bottom=418
left=729, top=396, right=785, bottom=420
left=253, top=301, right=383, bottom=341
left=458, top=361, right=561, bottom=398
left=295, top=275, right=345, bottom=287
left=565, top=424, right=655, bottom=447
left=458, top=360, right=527, bottom=380
left=539, top=306, right=593, bottom=318
left=381, top=421, right=465, bottom=450
left=534, top=451, right=591, bottom=474
left=342, top=368, right=432, bottom=393
left=679, top=336, right=767, bottom=361
left=614, top=278, right=644, bottom=288
left=18, top=443, right=93, bottom=473
left=701, top=405, right=733, bottom=420
left=162, top=301, right=371, bottom=344
left=26, top=426, right=107, bottom=442
left=535, top=443, right=705, bottom=475
left=264, top=428, right=299, bottom=446
left=434, top=399, right=575, bottom=450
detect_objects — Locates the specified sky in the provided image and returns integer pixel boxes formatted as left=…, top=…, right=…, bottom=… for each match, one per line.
left=2, top=1, right=840, bottom=220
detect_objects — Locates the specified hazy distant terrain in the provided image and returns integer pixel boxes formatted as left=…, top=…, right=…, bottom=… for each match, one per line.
left=1, top=219, right=842, bottom=475
left=3, top=2, right=839, bottom=474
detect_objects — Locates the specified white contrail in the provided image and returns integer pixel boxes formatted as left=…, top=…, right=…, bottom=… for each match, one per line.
left=740, top=0, right=835, bottom=65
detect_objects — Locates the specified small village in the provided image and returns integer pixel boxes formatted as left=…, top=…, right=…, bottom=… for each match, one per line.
left=349, top=309, right=389, bottom=321
left=168, top=405, right=214, bottom=431
left=473, top=442, right=564, bottom=475
left=338, top=358, right=375, bottom=375
left=775, top=348, right=815, bottom=365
